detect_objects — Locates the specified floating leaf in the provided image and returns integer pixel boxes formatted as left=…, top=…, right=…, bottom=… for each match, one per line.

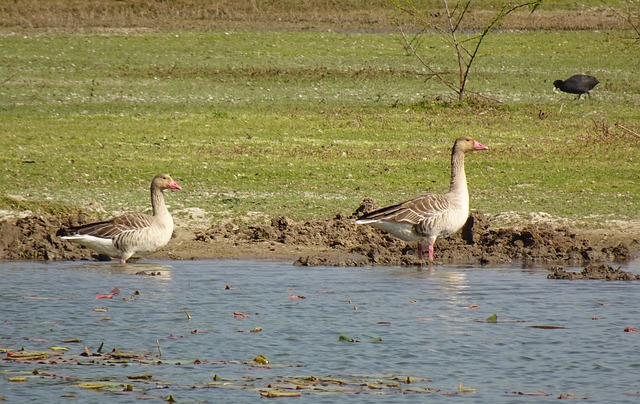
left=486, top=314, right=498, bottom=323
left=127, top=374, right=153, bottom=380
left=77, top=382, right=108, bottom=389
left=110, top=352, right=141, bottom=359
left=93, top=308, right=108, bottom=312
left=510, top=390, right=551, bottom=396
left=61, top=339, right=82, bottom=343
left=184, top=309, right=191, bottom=320
left=191, top=329, right=215, bottom=334
left=6, top=351, right=48, bottom=360
left=527, top=325, right=566, bottom=329
left=338, top=334, right=357, bottom=342
left=50, top=346, right=69, bottom=351
left=458, top=383, right=477, bottom=393
left=338, top=334, right=380, bottom=343
left=8, top=377, right=27, bottom=382
left=251, top=355, right=269, bottom=364
left=95, top=287, right=120, bottom=300
left=260, top=391, right=301, bottom=398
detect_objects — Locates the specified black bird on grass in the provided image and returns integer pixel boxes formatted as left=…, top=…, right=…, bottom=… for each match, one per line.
left=553, top=74, right=599, bottom=99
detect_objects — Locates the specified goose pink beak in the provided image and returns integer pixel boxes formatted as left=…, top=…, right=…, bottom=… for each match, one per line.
left=473, top=141, right=488, bottom=151
left=169, top=180, right=182, bottom=191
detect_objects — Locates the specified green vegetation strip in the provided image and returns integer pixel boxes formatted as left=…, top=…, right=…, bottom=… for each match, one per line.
left=1, top=27, right=639, bottom=225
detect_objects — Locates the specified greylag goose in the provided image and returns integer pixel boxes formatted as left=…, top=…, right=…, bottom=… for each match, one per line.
left=60, top=174, right=182, bottom=264
left=553, top=74, right=599, bottom=99
left=355, top=137, right=488, bottom=262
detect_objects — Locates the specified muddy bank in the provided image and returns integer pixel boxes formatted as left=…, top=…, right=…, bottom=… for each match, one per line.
left=1, top=199, right=638, bottom=281
left=547, top=263, right=640, bottom=281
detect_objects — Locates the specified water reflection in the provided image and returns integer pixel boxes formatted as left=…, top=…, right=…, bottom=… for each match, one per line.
left=70, top=260, right=174, bottom=280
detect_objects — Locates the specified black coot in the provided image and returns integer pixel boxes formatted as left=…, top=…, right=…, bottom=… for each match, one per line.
left=553, top=74, right=599, bottom=99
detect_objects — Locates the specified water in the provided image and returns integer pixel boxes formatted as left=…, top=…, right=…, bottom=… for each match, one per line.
left=2, top=259, right=640, bottom=403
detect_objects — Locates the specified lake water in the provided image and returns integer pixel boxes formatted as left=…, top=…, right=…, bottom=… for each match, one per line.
left=1, top=259, right=640, bottom=403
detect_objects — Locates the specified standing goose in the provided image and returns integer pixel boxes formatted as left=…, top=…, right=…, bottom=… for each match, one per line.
left=553, top=74, right=599, bottom=99
left=60, top=174, right=182, bottom=264
left=355, top=137, right=488, bottom=262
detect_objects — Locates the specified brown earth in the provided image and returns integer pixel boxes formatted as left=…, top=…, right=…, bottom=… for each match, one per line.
left=0, top=0, right=633, bottom=33
left=1, top=199, right=639, bottom=280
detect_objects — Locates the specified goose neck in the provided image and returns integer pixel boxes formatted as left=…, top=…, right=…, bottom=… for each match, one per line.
left=449, top=149, right=468, bottom=195
left=151, top=186, right=168, bottom=217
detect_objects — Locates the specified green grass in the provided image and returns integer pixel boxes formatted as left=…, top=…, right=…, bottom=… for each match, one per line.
left=1, top=28, right=640, bottom=225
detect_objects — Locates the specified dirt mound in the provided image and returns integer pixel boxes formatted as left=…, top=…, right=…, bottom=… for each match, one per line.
left=1, top=199, right=637, bottom=272
left=0, top=213, right=92, bottom=261
left=547, top=264, right=640, bottom=281
left=193, top=200, right=637, bottom=267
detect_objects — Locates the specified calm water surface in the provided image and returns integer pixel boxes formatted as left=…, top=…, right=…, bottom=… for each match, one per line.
left=1, top=259, right=640, bottom=403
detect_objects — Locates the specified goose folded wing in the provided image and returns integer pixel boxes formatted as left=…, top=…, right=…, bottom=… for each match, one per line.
left=68, top=213, right=153, bottom=239
left=360, top=194, right=450, bottom=225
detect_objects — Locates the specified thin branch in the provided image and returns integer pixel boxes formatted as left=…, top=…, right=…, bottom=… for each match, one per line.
left=0, top=73, right=17, bottom=86
left=397, top=24, right=460, bottom=93
left=393, top=0, right=541, bottom=102
left=602, top=0, right=640, bottom=42
left=616, top=123, right=640, bottom=139
left=452, top=1, right=471, bottom=32
left=443, top=0, right=465, bottom=98
left=462, top=1, right=542, bottom=98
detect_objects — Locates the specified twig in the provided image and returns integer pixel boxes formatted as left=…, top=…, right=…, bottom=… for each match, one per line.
left=0, top=73, right=17, bottom=85
left=615, top=123, right=640, bottom=139
left=156, top=339, right=162, bottom=358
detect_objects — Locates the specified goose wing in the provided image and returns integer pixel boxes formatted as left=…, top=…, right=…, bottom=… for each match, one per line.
left=357, top=194, right=450, bottom=229
left=66, top=213, right=153, bottom=239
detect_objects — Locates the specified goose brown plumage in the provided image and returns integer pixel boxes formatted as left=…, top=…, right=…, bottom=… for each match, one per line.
left=60, top=174, right=182, bottom=264
left=355, top=137, right=488, bottom=262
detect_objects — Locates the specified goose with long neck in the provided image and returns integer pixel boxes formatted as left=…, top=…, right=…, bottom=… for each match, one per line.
left=60, top=174, right=182, bottom=264
left=355, top=137, right=488, bottom=262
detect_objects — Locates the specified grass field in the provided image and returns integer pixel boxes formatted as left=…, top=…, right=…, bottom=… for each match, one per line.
left=1, top=2, right=639, bottom=226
